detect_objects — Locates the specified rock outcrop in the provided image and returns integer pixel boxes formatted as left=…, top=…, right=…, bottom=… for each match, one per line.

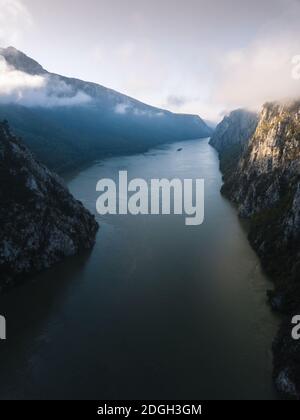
left=0, top=121, right=98, bottom=289
left=209, top=109, right=258, bottom=181
left=211, top=101, right=300, bottom=399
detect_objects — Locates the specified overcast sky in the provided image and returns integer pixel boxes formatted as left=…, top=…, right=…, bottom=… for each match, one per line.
left=1, top=0, right=300, bottom=121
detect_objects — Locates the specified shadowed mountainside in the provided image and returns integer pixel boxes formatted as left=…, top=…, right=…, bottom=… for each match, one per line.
left=0, top=47, right=212, bottom=173
left=0, top=121, right=98, bottom=289
left=209, top=109, right=258, bottom=180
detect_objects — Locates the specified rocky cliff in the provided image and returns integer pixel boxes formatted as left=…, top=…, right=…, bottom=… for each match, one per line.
left=223, top=101, right=300, bottom=287
left=212, top=101, right=300, bottom=398
left=0, top=121, right=98, bottom=289
left=209, top=109, right=258, bottom=181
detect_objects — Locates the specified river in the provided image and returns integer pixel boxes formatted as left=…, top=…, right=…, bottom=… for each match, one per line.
left=0, top=138, right=279, bottom=399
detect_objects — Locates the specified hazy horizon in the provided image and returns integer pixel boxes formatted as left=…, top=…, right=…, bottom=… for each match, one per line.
left=1, top=0, right=300, bottom=121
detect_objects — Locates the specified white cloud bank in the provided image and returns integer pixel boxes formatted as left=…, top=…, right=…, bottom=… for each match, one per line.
left=0, top=56, right=91, bottom=107
left=114, top=101, right=165, bottom=117
left=0, top=55, right=44, bottom=93
left=1, top=0, right=300, bottom=119
left=91, top=0, right=300, bottom=122
left=0, top=1, right=91, bottom=107
left=212, top=32, right=300, bottom=113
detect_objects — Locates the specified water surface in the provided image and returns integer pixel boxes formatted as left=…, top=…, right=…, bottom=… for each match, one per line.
left=0, top=139, right=279, bottom=399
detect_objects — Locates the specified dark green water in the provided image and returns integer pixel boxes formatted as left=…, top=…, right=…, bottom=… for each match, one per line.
left=0, top=138, right=279, bottom=399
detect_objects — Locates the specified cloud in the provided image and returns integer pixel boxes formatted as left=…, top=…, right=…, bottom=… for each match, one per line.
left=114, top=101, right=165, bottom=117
left=0, top=0, right=32, bottom=46
left=133, top=108, right=164, bottom=117
left=212, top=32, right=300, bottom=112
left=0, top=56, right=44, bottom=93
left=163, top=1, right=300, bottom=122
left=0, top=56, right=91, bottom=107
left=166, top=95, right=188, bottom=107
left=114, top=102, right=130, bottom=114
left=1, top=0, right=299, bottom=121
left=86, top=0, right=300, bottom=122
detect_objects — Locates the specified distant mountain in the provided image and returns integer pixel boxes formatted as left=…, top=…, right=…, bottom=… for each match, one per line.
left=209, top=109, right=258, bottom=180
left=0, top=46, right=46, bottom=75
left=0, top=47, right=212, bottom=172
left=0, top=121, right=98, bottom=289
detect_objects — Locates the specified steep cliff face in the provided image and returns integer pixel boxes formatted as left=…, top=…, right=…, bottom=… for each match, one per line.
left=215, top=100, right=300, bottom=399
left=224, top=101, right=300, bottom=285
left=210, top=109, right=258, bottom=153
left=209, top=109, right=258, bottom=180
left=0, top=121, right=98, bottom=289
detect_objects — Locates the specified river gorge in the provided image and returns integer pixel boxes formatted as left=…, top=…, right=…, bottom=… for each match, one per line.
left=0, top=138, right=280, bottom=399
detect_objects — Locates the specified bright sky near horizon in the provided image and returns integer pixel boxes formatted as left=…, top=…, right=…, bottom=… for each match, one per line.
left=0, top=0, right=300, bottom=121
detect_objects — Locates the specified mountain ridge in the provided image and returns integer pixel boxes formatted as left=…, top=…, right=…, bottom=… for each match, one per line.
left=0, top=46, right=208, bottom=122
left=0, top=47, right=212, bottom=172
left=0, top=46, right=47, bottom=75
